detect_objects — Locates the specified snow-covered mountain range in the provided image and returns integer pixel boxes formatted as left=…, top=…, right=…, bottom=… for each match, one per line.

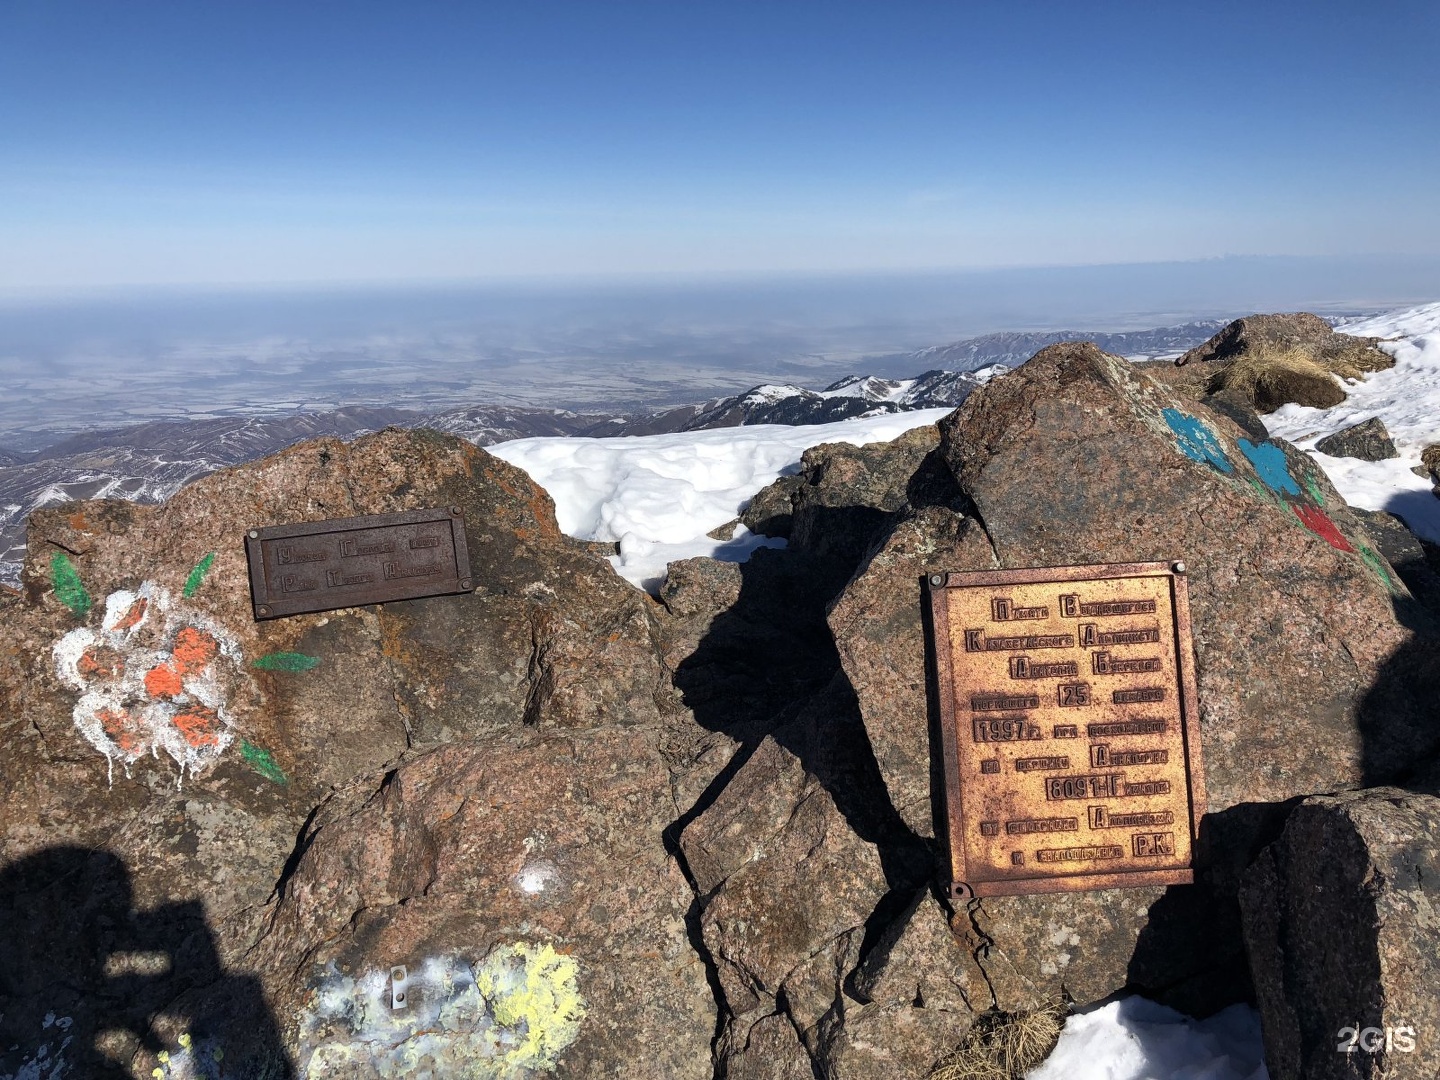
left=902, top=319, right=1230, bottom=369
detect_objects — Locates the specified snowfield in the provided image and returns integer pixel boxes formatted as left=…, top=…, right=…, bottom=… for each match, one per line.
left=490, top=407, right=952, bottom=592
left=1030, top=998, right=1268, bottom=1080
left=1263, top=300, right=1440, bottom=545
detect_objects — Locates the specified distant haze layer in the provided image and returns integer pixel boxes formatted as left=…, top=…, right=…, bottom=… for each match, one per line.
left=2, top=256, right=1437, bottom=447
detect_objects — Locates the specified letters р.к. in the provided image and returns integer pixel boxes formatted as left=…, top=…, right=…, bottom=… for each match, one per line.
left=925, top=561, right=1207, bottom=899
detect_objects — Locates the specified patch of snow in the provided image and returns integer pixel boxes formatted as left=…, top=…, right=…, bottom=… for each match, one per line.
left=490, top=408, right=952, bottom=593
left=970, top=363, right=1010, bottom=383
left=1028, top=998, right=1268, bottom=1080
left=1265, top=301, right=1440, bottom=544
left=819, top=375, right=912, bottom=401
left=743, top=384, right=807, bottom=405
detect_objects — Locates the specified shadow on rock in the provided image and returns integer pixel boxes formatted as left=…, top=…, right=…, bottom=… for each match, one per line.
left=1358, top=592, right=1440, bottom=791
left=1125, top=799, right=1303, bottom=1016
left=0, top=846, right=294, bottom=1079
left=668, top=541, right=933, bottom=892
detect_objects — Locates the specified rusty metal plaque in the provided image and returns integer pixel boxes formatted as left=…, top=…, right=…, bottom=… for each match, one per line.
left=926, top=562, right=1206, bottom=898
left=244, top=507, right=473, bottom=620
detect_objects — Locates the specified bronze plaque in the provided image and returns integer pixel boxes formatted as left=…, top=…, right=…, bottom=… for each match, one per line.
left=245, top=507, right=473, bottom=620
left=926, top=562, right=1206, bottom=898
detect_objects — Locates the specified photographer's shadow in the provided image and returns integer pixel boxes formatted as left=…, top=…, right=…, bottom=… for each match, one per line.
left=0, top=846, right=294, bottom=1079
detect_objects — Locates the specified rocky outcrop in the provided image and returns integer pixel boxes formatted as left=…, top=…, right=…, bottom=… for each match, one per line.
left=829, top=341, right=1438, bottom=1016
left=753, top=426, right=963, bottom=563
left=1239, top=788, right=1440, bottom=1080
left=1175, top=313, right=1393, bottom=413
left=1315, top=417, right=1399, bottom=461
left=0, top=427, right=698, bottom=1078
left=5, top=339, right=1437, bottom=1078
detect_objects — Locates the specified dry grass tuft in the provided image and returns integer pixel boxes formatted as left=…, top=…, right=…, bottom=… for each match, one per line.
left=929, top=1001, right=1068, bottom=1080
left=1206, top=346, right=1349, bottom=413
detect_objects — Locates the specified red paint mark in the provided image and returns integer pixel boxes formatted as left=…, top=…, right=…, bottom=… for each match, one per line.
left=144, top=663, right=184, bottom=699
left=171, top=627, right=219, bottom=674
left=111, top=597, right=148, bottom=630
left=77, top=646, right=124, bottom=679
left=68, top=511, right=89, bottom=531
left=1293, top=505, right=1355, bottom=552
left=98, top=707, right=142, bottom=754
left=173, top=706, right=222, bottom=748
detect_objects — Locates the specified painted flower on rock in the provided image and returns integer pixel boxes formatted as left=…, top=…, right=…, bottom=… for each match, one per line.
left=53, top=582, right=245, bottom=784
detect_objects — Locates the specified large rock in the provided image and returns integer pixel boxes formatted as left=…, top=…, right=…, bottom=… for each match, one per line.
left=679, top=675, right=988, bottom=1080
left=1175, top=313, right=1393, bottom=413
left=1239, top=788, right=1440, bottom=1080
left=0, top=427, right=697, bottom=1077
left=1422, top=443, right=1440, bottom=483
left=249, top=726, right=715, bottom=1080
left=828, top=506, right=997, bottom=839
left=941, top=342, right=1432, bottom=799
left=830, top=342, right=1438, bottom=1015
left=1315, top=417, right=1399, bottom=462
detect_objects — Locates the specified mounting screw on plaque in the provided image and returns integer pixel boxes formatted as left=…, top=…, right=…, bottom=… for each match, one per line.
left=256, top=605, right=271, bottom=618
left=949, top=881, right=974, bottom=901
left=248, top=530, right=259, bottom=539
left=1172, top=561, right=1187, bottom=574
left=450, top=505, right=463, bottom=516
left=929, top=573, right=948, bottom=588
left=390, top=965, right=408, bottom=1009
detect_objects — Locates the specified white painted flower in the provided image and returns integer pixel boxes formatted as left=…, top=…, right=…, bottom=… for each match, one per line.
left=53, top=582, right=244, bottom=784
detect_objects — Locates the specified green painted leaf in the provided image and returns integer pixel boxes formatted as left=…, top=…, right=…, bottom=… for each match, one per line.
left=241, top=740, right=287, bottom=785
left=183, top=552, right=216, bottom=598
left=50, top=552, right=91, bottom=616
left=1358, top=544, right=1397, bottom=592
left=252, top=651, right=320, bottom=672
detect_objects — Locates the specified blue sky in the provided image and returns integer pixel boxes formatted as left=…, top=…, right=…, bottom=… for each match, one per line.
left=3, top=1, right=1438, bottom=290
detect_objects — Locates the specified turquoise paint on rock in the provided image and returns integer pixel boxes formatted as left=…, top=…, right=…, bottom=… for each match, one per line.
left=1163, top=408, right=1233, bottom=474
left=1237, top=440, right=1302, bottom=498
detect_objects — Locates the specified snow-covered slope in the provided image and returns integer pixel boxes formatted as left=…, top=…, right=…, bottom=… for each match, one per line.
left=1265, top=301, right=1440, bottom=544
left=490, top=408, right=954, bottom=593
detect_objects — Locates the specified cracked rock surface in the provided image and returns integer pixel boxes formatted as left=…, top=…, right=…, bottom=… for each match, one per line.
left=1240, top=788, right=1440, bottom=1080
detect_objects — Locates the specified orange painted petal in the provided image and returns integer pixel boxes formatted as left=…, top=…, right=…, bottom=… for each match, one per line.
left=98, top=707, right=143, bottom=754
left=172, top=706, right=222, bottom=748
left=171, top=626, right=220, bottom=674
left=144, top=663, right=184, bottom=699
left=112, top=596, right=148, bottom=630
left=78, top=646, right=124, bottom=679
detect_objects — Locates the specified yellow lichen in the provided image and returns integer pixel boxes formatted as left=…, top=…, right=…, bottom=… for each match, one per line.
left=476, top=942, right=587, bottom=1070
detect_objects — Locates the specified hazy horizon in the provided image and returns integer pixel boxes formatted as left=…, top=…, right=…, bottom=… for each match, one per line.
left=3, top=254, right=1437, bottom=450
